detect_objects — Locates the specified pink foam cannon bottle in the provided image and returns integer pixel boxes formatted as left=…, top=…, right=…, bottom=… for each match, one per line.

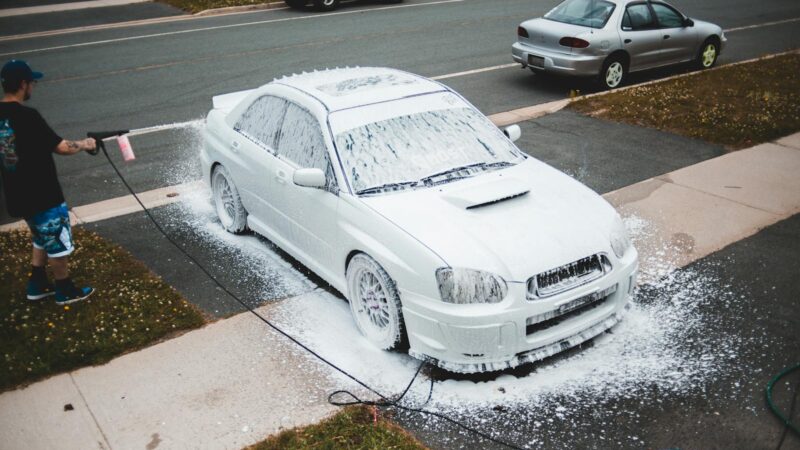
left=87, top=130, right=134, bottom=161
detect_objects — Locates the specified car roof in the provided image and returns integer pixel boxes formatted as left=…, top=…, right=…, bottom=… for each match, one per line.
left=272, top=67, right=448, bottom=112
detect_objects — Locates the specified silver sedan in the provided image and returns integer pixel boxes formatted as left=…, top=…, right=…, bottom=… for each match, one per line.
left=512, top=0, right=726, bottom=89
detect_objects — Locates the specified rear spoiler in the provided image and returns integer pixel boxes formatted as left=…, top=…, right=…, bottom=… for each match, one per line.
left=212, top=89, right=255, bottom=114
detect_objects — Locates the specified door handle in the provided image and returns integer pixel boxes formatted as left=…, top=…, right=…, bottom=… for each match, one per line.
left=275, top=169, right=287, bottom=185
left=230, top=140, right=240, bottom=153
left=663, top=34, right=670, bottom=39
left=624, top=38, right=632, bottom=44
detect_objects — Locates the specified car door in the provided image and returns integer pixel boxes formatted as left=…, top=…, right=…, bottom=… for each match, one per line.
left=270, top=101, right=340, bottom=278
left=650, top=2, right=697, bottom=65
left=619, top=2, right=664, bottom=71
left=231, top=95, right=288, bottom=232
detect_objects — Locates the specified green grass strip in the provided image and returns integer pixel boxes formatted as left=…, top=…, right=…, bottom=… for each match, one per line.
left=0, top=227, right=206, bottom=392
left=570, top=53, right=800, bottom=150
left=248, top=405, right=429, bottom=450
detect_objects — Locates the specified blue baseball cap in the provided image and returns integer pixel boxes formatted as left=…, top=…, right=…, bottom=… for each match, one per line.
left=1, top=60, right=43, bottom=84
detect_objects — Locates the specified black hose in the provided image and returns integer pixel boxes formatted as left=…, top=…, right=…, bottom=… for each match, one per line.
left=93, top=138, right=527, bottom=450
left=767, top=363, right=800, bottom=449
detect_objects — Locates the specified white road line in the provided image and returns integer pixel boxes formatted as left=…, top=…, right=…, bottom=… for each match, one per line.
left=431, top=63, right=519, bottom=80
left=0, top=0, right=464, bottom=57
left=724, top=17, right=800, bottom=33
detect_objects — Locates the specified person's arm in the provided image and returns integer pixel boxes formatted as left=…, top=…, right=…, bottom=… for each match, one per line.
left=55, top=138, right=96, bottom=155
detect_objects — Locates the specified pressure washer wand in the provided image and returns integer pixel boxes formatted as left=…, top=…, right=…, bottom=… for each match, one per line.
left=87, top=130, right=129, bottom=156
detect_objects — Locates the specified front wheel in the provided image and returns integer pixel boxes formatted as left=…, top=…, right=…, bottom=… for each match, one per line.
left=211, top=165, right=248, bottom=234
left=599, top=56, right=626, bottom=90
left=696, top=38, right=719, bottom=69
left=313, top=0, right=339, bottom=11
left=346, top=254, right=407, bottom=350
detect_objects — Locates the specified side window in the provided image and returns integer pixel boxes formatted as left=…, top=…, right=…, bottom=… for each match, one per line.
left=234, top=95, right=288, bottom=151
left=651, top=3, right=684, bottom=28
left=277, top=103, right=338, bottom=191
left=623, top=4, right=656, bottom=30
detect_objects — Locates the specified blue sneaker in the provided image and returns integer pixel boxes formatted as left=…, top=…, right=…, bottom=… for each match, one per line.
left=27, top=278, right=56, bottom=300
left=55, top=286, right=94, bottom=305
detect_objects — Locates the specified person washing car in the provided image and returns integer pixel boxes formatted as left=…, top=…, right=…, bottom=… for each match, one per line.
left=0, top=60, right=97, bottom=305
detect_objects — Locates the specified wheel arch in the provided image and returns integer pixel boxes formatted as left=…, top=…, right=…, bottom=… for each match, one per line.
left=604, top=50, right=630, bottom=69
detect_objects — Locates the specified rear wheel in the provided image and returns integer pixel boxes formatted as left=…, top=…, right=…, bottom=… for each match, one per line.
left=313, top=0, right=339, bottom=11
left=696, top=38, right=719, bottom=69
left=211, top=165, right=248, bottom=234
left=285, top=0, right=307, bottom=9
left=599, top=56, right=626, bottom=90
left=346, top=254, right=407, bottom=350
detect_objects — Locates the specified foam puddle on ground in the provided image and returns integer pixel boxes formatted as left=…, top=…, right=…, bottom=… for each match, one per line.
left=158, top=129, right=757, bottom=448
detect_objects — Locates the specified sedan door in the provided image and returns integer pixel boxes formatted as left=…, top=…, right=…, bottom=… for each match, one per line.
left=619, top=2, right=664, bottom=71
left=230, top=95, right=288, bottom=233
left=270, top=101, right=340, bottom=280
left=650, top=2, right=698, bottom=65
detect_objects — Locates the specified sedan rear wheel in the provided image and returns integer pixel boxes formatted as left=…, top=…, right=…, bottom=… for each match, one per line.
left=346, top=254, right=407, bottom=350
left=212, top=165, right=248, bottom=234
left=600, top=57, right=626, bottom=90
left=313, top=0, right=339, bottom=11
left=285, top=0, right=307, bottom=9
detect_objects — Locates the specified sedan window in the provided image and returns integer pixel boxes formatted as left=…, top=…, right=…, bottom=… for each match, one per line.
left=235, top=95, right=287, bottom=152
left=544, top=0, right=615, bottom=29
left=334, top=106, right=526, bottom=194
left=622, top=3, right=657, bottom=30
left=651, top=3, right=685, bottom=28
left=277, top=103, right=338, bottom=191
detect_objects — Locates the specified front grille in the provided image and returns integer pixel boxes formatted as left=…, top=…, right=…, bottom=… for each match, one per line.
left=526, top=284, right=617, bottom=335
left=528, top=254, right=611, bottom=299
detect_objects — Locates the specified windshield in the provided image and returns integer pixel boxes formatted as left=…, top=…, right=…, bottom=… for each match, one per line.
left=332, top=96, right=526, bottom=195
left=544, top=0, right=616, bottom=29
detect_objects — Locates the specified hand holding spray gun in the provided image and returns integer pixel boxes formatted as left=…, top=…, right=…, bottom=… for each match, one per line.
left=87, top=130, right=134, bottom=161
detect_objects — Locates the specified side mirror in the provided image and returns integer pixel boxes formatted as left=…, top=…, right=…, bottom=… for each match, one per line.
left=683, top=18, right=694, bottom=27
left=293, top=168, right=326, bottom=188
left=503, top=124, right=522, bottom=142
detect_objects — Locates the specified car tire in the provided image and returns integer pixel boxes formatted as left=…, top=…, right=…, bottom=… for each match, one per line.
left=696, top=37, right=719, bottom=70
left=313, top=0, right=339, bottom=11
left=285, top=0, right=307, bottom=9
left=599, top=55, right=626, bottom=90
left=211, top=165, right=248, bottom=234
left=346, top=253, right=408, bottom=351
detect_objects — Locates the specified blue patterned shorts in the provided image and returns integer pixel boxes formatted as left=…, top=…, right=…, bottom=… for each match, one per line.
left=25, top=203, right=74, bottom=257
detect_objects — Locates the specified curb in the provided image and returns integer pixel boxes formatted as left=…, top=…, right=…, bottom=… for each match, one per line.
left=193, top=1, right=286, bottom=17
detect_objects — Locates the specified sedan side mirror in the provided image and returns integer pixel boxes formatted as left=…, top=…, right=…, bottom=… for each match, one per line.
left=293, top=168, right=326, bottom=188
left=503, top=124, right=522, bottom=142
left=683, top=18, right=694, bottom=27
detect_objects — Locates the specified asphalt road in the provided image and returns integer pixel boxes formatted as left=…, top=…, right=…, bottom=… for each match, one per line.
left=0, top=0, right=798, bottom=221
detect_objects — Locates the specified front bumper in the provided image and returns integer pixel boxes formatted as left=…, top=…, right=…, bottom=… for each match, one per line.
left=512, top=41, right=605, bottom=77
left=402, top=249, right=638, bottom=373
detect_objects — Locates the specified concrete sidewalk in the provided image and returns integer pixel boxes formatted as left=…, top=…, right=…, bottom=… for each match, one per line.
left=1, top=132, right=799, bottom=450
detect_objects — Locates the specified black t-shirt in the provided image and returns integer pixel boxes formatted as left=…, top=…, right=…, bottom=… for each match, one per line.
left=0, top=102, right=64, bottom=218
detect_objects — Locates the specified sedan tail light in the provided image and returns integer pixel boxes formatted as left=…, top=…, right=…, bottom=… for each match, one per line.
left=517, top=26, right=529, bottom=38
left=559, top=37, right=590, bottom=48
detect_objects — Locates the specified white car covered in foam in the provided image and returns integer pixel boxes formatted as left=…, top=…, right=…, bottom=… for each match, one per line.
left=201, top=67, right=638, bottom=373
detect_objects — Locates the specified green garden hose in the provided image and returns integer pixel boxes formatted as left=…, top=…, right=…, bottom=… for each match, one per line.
left=766, top=363, right=800, bottom=445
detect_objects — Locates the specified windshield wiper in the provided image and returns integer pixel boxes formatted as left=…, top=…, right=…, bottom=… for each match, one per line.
left=419, top=161, right=513, bottom=186
left=356, top=181, right=419, bottom=196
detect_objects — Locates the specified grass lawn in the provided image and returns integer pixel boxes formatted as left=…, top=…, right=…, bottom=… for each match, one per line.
left=569, top=52, right=800, bottom=150
left=247, top=405, right=429, bottom=450
left=158, top=0, right=279, bottom=13
left=0, top=227, right=206, bottom=392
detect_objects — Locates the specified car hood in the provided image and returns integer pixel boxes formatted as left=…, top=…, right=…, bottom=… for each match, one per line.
left=360, top=159, right=620, bottom=282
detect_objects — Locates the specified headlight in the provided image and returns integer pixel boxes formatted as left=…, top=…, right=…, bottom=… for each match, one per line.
left=610, top=220, right=632, bottom=259
left=435, top=268, right=508, bottom=304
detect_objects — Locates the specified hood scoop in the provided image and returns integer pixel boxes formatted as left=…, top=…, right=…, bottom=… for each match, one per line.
left=466, top=191, right=529, bottom=210
left=442, top=178, right=531, bottom=210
